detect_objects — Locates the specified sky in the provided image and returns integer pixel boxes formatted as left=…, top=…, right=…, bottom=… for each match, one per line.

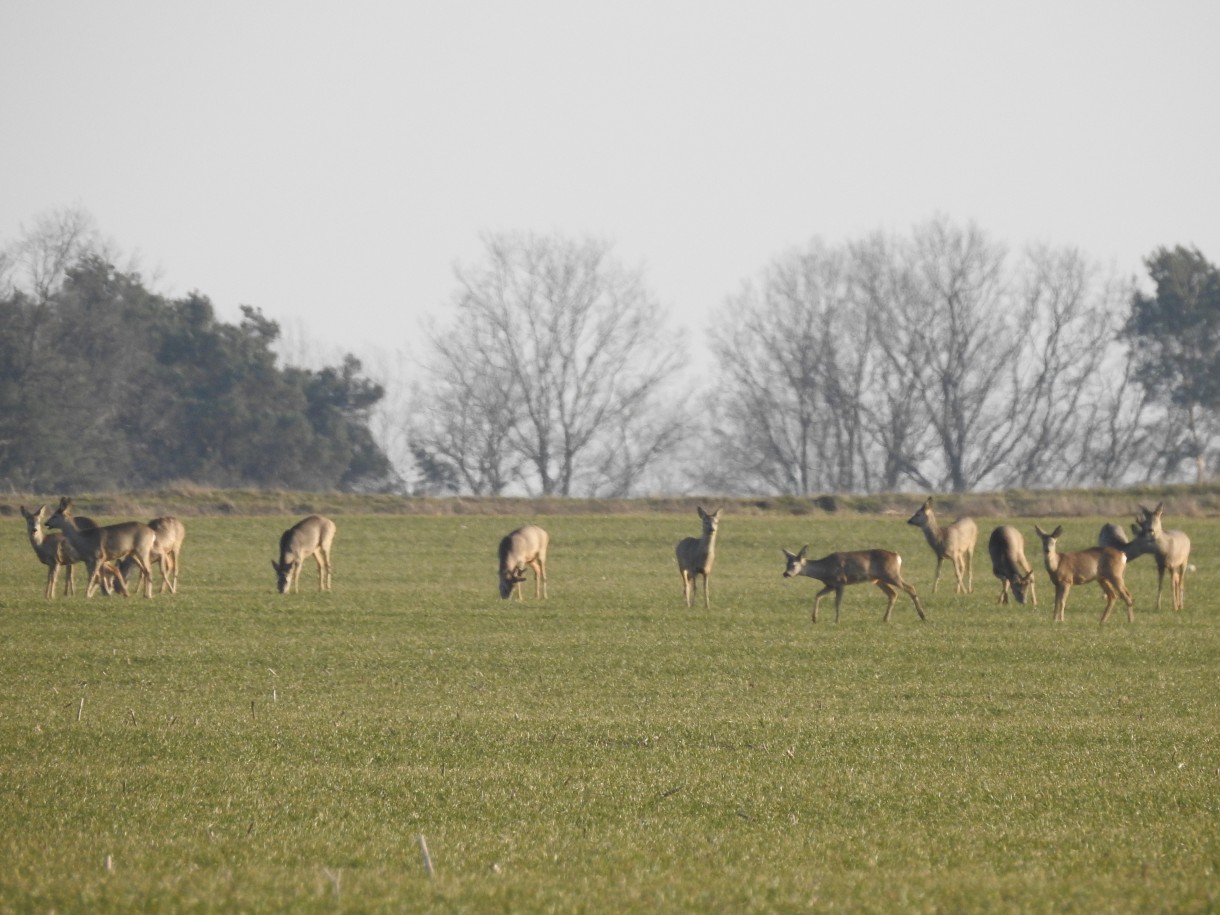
left=3, top=0, right=1218, bottom=373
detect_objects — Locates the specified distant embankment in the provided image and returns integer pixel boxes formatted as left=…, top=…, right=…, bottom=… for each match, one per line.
left=2, top=484, right=1219, bottom=519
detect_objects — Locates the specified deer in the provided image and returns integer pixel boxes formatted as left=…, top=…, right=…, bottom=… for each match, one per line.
left=907, top=497, right=977, bottom=594
left=1131, top=503, right=1191, bottom=611
left=1034, top=525, right=1133, bottom=623
left=988, top=525, right=1037, bottom=606
left=118, top=516, right=186, bottom=594
left=21, top=504, right=81, bottom=598
left=782, top=545, right=927, bottom=623
left=45, top=497, right=156, bottom=598
left=675, top=506, right=721, bottom=609
left=1097, top=523, right=1131, bottom=551
left=272, top=515, right=336, bottom=593
left=498, top=524, right=549, bottom=600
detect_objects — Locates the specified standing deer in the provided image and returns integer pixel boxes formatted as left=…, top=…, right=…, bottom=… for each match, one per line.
left=782, top=545, right=927, bottom=623
left=21, top=504, right=79, bottom=598
left=675, top=506, right=720, bottom=609
left=498, top=524, right=549, bottom=600
left=1034, top=525, right=1133, bottom=623
left=45, top=498, right=156, bottom=598
left=1132, top=503, right=1191, bottom=611
left=907, top=497, right=977, bottom=594
left=988, top=525, right=1037, bottom=606
left=119, top=516, right=186, bottom=594
left=1097, top=523, right=1131, bottom=551
left=272, top=515, right=336, bottom=593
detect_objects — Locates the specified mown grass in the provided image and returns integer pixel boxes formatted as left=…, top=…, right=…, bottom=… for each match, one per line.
left=0, top=512, right=1216, bottom=913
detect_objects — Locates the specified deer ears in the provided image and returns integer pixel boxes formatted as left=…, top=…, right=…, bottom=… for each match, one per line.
left=923, top=497, right=934, bottom=509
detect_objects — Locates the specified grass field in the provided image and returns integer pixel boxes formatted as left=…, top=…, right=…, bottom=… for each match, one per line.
left=0, top=510, right=1216, bottom=913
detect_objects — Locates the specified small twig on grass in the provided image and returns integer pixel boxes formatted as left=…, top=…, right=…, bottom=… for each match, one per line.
left=76, top=697, right=85, bottom=722
left=418, top=834, right=435, bottom=878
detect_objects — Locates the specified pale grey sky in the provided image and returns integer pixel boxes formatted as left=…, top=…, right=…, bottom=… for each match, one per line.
left=3, top=1, right=1218, bottom=367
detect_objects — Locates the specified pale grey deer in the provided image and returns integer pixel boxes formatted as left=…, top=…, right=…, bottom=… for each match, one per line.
left=782, top=545, right=927, bottom=623
left=907, top=497, right=977, bottom=594
left=272, top=515, right=336, bottom=593
left=119, top=516, right=186, bottom=595
left=1132, top=503, right=1191, bottom=611
left=675, top=506, right=720, bottom=609
left=498, top=524, right=549, bottom=600
left=21, top=504, right=80, bottom=598
left=46, top=497, right=156, bottom=598
left=988, top=525, right=1037, bottom=606
left=1034, top=525, right=1133, bottom=623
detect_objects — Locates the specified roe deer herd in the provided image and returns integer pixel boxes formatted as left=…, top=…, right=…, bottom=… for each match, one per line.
left=13, top=496, right=1196, bottom=624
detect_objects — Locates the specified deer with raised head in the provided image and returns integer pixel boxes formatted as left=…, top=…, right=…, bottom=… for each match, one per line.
left=1034, top=525, right=1133, bottom=623
left=45, top=498, right=156, bottom=598
left=782, top=545, right=927, bottom=623
left=675, top=506, right=720, bottom=609
left=988, top=525, right=1037, bottom=606
left=498, top=524, right=549, bottom=600
left=1131, top=503, right=1191, bottom=611
left=119, top=516, right=186, bottom=594
left=907, top=497, right=977, bottom=594
left=272, top=515, right=335, bottom=593
left=21, top=504, right=81, bottom=598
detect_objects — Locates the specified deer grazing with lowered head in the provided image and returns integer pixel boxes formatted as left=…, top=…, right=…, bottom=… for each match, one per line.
left=1034, top=525, right=1133, bottom=623
left=498, top=524, right=549, bottom=600
left=988, top=525, right=1037, bottom=606
left=45, top=497, right=156, bottom=598
left=119, top=516, right=186, bottom=594
left=782, top=545, right=927, bottom=623
left=675, top=506, right=720, bottom=608
left=272, top=515, right=336, bottom=593
left=907, top=497, right=977, bottom=594
left=1130, top=503, right=1191, bottom=611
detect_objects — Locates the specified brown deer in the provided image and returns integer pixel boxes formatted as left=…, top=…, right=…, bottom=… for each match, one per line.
left=21, top=504, right=80, bottom=598
left=1034, top=525, right=1133, bottom=623
left=1097, top=523, right=1131, bottom=551
left=1132, top=503, right=1191, bottom=611
left=675, top=506, right=720, bottom=608
left=46, top=498, right=156, bottom=598
left=988, top=525, right=1037, bottom=606
left=907, top=497, right=977, bottom=594
left=119, top=516, right=186, bottom=594
left=498, top=524, right=549, bottom=600
left=782, top=545, right=927, bottom=623
left=272, top=515, right=336, bottom=593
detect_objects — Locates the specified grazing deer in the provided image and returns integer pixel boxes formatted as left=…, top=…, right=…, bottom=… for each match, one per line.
left=988, top=525, right=1037, bottom=606
left=45, top=498, right=156, bottom=598
left=119, top=516, right=186, bottom=594
left=1034, top=525, right=1133, bottom=623
left=272, top=515, right=336, bottom=593
left=907, top=497, right=977, bottom=594
left=21, top=504, right=80, bottom=598
left=498, top=524, right=549, bottom=600
left=782, top=545, right=927, bottom=623
left=1132, top=503, right=1191, bottom=611
left=675, top=506, right=721, bottom=609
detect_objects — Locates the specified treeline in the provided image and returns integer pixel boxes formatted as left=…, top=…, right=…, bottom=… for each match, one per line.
left=0, top=212, right=394, bottom=493
left=4, top=210, right=1218, bottom=496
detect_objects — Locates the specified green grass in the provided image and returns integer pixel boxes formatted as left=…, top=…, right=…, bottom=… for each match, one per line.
left=0, top=512, right=1216, bottom=912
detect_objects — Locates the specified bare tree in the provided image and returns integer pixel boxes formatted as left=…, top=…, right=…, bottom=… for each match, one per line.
left=414, top=232, right=686, bottom=496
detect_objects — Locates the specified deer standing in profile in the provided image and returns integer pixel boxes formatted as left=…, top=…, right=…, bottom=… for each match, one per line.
left=498, top=524, right=549, bottom=600
left=782, top=545, right=927, bottom=623
left=46, top=498, right=156, bottom=598
left=907, top=497, right=977, bottom=594
left=675, top=506, right=720, bottom=609
left=272, top=515, right=336, bottom=593
left=988, top=525, right=1037, bottom=606
left=1131, top=503, right=1191, bottom=611
left=119, top=516, right=186, bottom=594
left=1034, top=525, right=1133, bottom=623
